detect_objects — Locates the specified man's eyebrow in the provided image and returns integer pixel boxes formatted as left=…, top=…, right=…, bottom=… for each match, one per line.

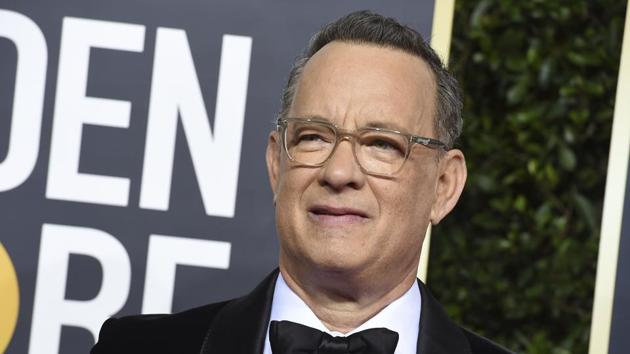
left=301, top=114, right=332, bottom=123
left=297, top=116, right=415, bottom=134
left=363, top=120, right=408, bottom=133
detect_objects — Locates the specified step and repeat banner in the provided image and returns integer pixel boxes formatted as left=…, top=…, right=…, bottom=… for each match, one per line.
left=0, top=1, right=436, bottom=353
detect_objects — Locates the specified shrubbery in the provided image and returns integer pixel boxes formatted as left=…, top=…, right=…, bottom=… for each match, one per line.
left=429, top=1, right=627, bottom=353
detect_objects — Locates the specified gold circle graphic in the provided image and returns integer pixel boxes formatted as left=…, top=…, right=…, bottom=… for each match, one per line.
left=0, top=242, right=19, bottom=353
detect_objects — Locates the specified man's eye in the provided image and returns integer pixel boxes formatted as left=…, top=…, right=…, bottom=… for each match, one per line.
left=370, top=139, right=399, bottom=151
left=297, top=134, right=325, bottom=142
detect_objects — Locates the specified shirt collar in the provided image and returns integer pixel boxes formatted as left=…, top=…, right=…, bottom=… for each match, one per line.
left=263, top=272, right=421, bottom=354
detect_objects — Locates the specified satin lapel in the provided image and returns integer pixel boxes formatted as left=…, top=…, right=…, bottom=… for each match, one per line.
left=200, top=269, right=279, bottom=354
left=416, top=280, right=472, bottom=354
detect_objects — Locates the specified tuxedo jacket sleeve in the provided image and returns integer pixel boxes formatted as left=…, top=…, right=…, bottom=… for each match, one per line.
left=91, top=269, right=515, bottom=354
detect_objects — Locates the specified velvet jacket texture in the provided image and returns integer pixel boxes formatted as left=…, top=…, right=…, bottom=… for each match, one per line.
left=91, top=269, right=514, bottom=354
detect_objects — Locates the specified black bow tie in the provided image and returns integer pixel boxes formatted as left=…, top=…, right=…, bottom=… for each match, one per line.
left=269, top=320, right=399, bottom=354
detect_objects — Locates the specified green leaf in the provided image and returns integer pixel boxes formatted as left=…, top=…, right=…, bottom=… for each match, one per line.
left=573, top=193, right=598, bottom=234
left=558, top=146, right=577, bottom=171
left=514, top=195, right=527, bottom=211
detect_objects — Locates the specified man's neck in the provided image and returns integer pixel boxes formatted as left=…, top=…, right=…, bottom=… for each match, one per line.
left=279, top=263, right=418, bottom=334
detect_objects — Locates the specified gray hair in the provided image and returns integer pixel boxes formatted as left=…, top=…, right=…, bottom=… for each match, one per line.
left=278, top=10, right=463, bottom=149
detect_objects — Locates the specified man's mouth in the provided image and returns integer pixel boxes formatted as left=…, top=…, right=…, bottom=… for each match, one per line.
left=307, top=205, right=369, bottom=225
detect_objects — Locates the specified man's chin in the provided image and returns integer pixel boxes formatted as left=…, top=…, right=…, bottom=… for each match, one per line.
left=303, top=253, right=371, bottom=276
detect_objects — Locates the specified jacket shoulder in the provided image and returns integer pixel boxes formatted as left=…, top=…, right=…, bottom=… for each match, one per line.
left=462, top=327, right=516, bottom=354
left=91, top=300, right=229, bottom=354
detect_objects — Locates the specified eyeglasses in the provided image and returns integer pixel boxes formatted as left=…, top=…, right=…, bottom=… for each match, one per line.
left=276, top=117, right=446, bottom=177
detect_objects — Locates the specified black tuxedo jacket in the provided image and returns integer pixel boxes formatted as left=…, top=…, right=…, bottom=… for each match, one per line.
left=91, top=269, right=513, bottom=354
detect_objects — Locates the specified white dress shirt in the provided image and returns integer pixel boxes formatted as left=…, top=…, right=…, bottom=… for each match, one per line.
left=263, top=272, right=421, bottom=354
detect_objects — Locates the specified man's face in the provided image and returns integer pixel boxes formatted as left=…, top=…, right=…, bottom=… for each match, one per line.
left=267, top=42, right=465, bottom=282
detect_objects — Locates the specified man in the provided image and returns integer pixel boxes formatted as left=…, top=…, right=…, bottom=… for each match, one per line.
left=92, top=11, right=513, bottom=354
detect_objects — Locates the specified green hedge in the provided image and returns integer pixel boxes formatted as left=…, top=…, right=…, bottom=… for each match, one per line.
left=428, top=1, right=627, bottom=353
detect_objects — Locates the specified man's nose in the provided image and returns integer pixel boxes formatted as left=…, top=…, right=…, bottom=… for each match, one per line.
left=317, top=137, right=366, bottom=191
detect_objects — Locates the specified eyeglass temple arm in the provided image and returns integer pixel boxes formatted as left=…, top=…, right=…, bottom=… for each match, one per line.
left=411, top=136, right=447, bottom=150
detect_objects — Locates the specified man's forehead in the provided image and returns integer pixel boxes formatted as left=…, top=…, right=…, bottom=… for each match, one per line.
left=290, top=41, right=437, bottom=133
left=305, top=41, right=433, bottom=77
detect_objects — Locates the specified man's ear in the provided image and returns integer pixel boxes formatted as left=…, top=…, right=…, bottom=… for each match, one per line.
left=266, top=131, right=282, bottom=196
left=430, top=149, right=467, bottom=225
